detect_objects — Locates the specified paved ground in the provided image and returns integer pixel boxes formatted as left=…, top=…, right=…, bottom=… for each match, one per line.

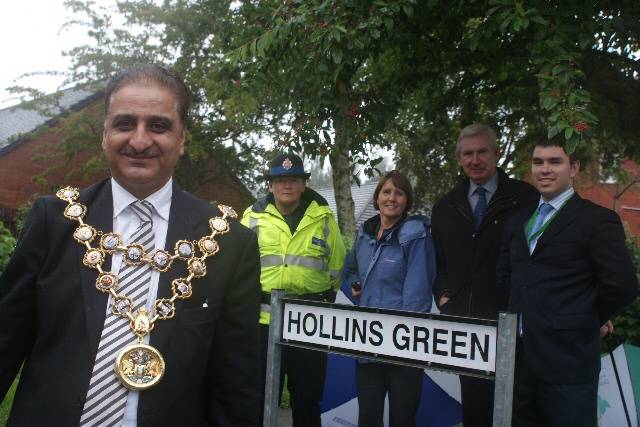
left=274, top=408, right=463, bottom=426
left=277, top=408, right=292, bottom=426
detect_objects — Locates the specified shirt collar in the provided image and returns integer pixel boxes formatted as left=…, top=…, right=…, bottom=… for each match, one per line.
left=468, top=170, right=499, bottom=197
left=111, top=178, right=173, bottom=221
left=537, top=186, right=574, bottom=211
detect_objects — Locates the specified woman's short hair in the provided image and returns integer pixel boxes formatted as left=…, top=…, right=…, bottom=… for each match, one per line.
left=373, top=170, right=414, bottom=213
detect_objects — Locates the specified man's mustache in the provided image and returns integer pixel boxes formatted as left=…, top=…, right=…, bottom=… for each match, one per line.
left=119, top=147, right=161, bottom=158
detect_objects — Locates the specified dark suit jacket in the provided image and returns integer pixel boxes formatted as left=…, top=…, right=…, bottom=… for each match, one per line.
left=497, top=192, right=638, bottom=383
left=432, top=168, right=538, bottom=319
left=0, top=179, right=262, bottom=426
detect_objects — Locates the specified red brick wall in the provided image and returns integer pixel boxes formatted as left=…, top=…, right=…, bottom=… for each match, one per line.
left=575, top=160, right=640, bottom=237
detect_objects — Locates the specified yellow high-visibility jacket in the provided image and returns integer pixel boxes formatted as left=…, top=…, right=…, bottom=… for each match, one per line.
left=241, top=189, right=346, bottom=324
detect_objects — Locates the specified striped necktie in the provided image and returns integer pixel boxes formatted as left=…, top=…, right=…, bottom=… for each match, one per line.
left=80, top=200, right=155, bottom=426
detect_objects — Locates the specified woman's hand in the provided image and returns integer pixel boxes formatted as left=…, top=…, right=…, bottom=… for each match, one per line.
left=351, top=281, right=362, bottom=298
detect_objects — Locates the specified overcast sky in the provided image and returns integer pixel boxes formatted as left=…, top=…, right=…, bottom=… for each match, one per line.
left=0, top=0, right=111, bottom=108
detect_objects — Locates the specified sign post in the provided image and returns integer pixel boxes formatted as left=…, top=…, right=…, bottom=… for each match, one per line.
left=492, top=311, right=517, bottom=427
left=263, top=289, right=285, bottom=427
left=262, top=291, right=517, bottom=427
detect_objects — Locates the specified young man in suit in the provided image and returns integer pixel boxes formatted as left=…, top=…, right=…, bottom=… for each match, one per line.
left=431, top=124, right=538, bottom=427
left=498, top=139, right=638, bottom=427
left=0, top=65, right=262, bottom=426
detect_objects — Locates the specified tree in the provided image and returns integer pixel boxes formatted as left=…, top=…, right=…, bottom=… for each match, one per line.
left=13, top=1, right=640, bottom=229
left=390, top=1, right=640, bottom=205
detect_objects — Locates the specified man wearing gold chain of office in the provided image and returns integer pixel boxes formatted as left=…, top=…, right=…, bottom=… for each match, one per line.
left=0, top=65, right=262, bottom=426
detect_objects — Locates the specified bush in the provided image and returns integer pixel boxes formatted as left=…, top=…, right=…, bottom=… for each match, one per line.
left=0, top=222, right=16, bottom=274
left=611, top=234, right=640, bottom=346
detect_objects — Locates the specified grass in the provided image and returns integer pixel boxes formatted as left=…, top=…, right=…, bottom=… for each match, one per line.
left=0, top=375, right=18, bottom=426
left=281, top=375, right=291, bottom=409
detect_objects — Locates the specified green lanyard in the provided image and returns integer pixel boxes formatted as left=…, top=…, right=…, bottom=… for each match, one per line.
left=525, top=200, right=567, bottom=244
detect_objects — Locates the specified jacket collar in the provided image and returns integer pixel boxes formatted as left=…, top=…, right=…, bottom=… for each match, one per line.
left=78, top=179, right=115, bottom=354
left=530, top=192, right=581, bottom=254
left=445, top=168, right=523, bottom=222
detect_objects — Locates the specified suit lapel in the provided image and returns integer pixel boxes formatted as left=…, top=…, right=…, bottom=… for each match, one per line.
left=517, top=206, right=536, bottom=255
left=79, top=180, right=113, bottom=353
left=150, top=183, right=204, bottom=353
left=533, top=193, right=581, bottom=255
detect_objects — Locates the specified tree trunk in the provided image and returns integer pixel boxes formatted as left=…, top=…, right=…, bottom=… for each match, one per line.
left=329, top=141, right=356, bottom=238
left=330, top=76, right=357, bottom=238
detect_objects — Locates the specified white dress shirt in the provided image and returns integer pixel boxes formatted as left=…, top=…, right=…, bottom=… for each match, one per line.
left=109, top=177, right=173, bottom=426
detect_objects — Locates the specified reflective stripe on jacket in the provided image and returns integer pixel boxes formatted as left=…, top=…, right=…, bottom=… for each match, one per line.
left=241, top=189, right=345, bottom=324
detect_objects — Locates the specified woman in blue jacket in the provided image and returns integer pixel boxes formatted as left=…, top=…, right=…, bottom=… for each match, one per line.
left=345, top=170, right=436, bottom=427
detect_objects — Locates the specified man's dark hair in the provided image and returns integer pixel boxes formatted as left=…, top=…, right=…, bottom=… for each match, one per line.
left=104, top=64, right=191, bottom=124
left=533, top=136, right=579, bottom=164
left=373, top=170, right=414, bottom=213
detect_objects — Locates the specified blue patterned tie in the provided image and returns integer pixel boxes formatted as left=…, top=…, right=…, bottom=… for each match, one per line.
left=473, top=187, right=487, bottom=228
left=528, top=203, right=554, bottom=252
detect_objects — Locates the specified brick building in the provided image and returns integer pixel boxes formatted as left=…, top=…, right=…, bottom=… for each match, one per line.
left=576, top=160, right=640, bottom=237
left=0, top=88, right=253, bottom=230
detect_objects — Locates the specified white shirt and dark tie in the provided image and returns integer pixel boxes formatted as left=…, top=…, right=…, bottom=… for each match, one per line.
left=527, top=186, right=575, bottom=254
left=80, top=177, right=172, bottom=426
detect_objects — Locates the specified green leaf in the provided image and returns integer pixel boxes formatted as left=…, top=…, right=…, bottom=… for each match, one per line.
left=332, top=49, right=343, bottom=64
left=547, top=124, right=562, bottom=139
left=371, top=157, right=384, bottom=166
left=564, top=126, right=575, bottom=140
left=402, top=4, right=413, bottom=17
left=530, top=14, right=547, bottom=25
left=385, top=18, right=394, bottom=30
left=564, top=134, right=580, bottom=154
left=323, top=130, right=332, bottom=144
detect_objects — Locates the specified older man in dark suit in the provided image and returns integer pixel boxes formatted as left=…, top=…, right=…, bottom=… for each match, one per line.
left=498, top=139, right=638, bottom=427
left=431, top=124, right=538, bottom=426
left=0, top=65, right=262, bottom=426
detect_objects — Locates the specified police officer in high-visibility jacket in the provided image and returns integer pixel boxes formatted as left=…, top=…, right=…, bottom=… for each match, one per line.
left=242, top=152, right=345, bottom=427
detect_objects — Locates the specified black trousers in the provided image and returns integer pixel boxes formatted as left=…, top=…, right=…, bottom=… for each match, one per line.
left=512, top=347, right=597, bottom=427
left=355, top=362, right=423, bottom=427
left=460, top=375, right=494, bottom=427
left=260, top=324, right=327, bottom=427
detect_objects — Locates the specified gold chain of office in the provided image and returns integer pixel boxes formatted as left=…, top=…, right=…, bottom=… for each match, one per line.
left=56, top=186, right=237, bottom=390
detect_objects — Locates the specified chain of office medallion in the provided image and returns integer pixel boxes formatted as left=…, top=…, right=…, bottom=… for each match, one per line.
left=55, top=186, right=237, bottom=337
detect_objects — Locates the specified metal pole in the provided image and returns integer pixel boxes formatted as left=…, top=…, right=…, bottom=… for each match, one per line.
left=492, top=312, right=517, bottom=427
left=606, top=338, right=632, bottom=427
left=263, top=289, right=285, bottom=427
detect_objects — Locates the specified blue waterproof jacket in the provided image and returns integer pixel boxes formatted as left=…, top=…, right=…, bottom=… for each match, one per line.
left=345, top=214, right=436, bottom=313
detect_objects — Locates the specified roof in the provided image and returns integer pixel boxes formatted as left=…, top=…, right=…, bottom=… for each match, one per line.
left=0, top=87, right=99, bottom=150
left=315, top=181, right=379, bottom=228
